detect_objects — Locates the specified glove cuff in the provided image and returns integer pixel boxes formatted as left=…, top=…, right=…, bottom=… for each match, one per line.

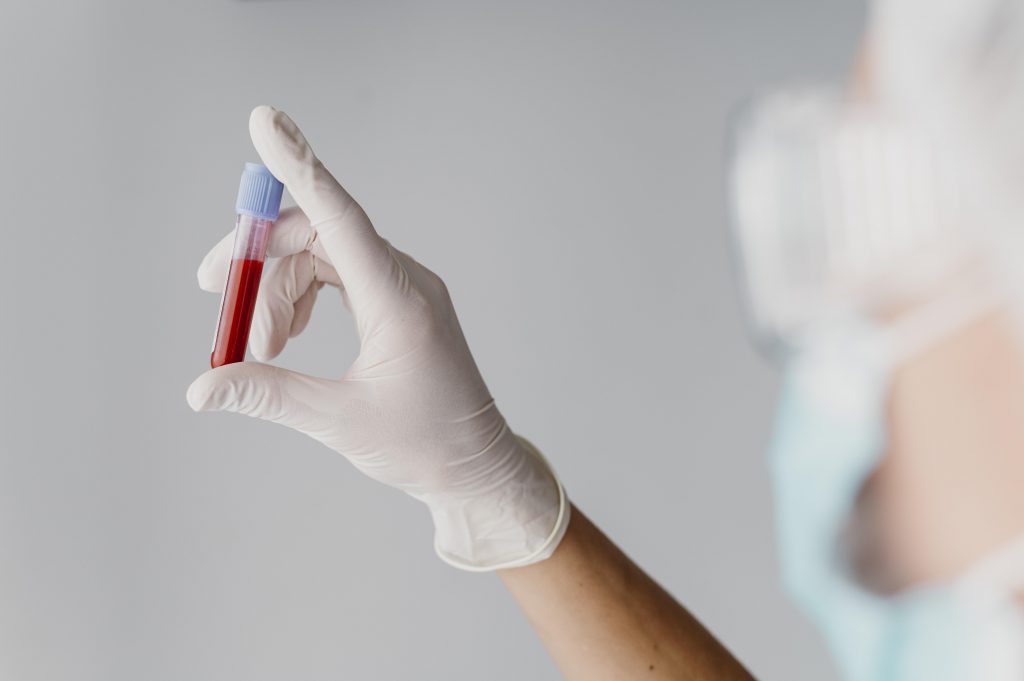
left=428, top=436, right=571, bottom=572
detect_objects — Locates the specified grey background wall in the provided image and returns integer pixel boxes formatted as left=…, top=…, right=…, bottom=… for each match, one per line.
left=1, top=1, right=864, bottom=679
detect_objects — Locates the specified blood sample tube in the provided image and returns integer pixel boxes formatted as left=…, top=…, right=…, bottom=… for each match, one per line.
left=211, top=163, right=285, bottom=368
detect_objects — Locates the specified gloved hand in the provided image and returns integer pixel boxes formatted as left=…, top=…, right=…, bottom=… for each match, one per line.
left=187, top=106, right=569, bottom=571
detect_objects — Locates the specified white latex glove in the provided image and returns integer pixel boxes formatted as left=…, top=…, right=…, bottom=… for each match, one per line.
left=187, top=106, right=569, bottom=571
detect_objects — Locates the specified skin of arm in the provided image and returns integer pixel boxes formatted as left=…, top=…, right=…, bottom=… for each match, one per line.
left=499, top=506, right=756, bottom=681
left=494, top=44, right=877, bottom=678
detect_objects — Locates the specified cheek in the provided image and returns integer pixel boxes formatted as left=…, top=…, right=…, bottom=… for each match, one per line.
left=877, top=310, right=1024, bottom=585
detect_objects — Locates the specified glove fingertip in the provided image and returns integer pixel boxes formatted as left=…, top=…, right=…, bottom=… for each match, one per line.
left=197, top=266, right=222, bottom=293
left=248, top=105, right=277, bottom=143
left=186, top=373, right=219, bottom=412
left=249, top=105, right=305, bottom=180
left=187, top=362, right=284, bottom=418
left=249, top=301, right=291, bottom=364
left=249, top=340, right=284, bottom=364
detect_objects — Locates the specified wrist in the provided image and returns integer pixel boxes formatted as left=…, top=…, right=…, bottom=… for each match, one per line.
left=426, top=436, right=570, bottom=571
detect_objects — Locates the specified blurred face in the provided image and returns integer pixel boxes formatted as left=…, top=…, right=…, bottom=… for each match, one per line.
left=728, top=18, right=1024, bottom=593
left=842, top=39, right=1024, bottom=594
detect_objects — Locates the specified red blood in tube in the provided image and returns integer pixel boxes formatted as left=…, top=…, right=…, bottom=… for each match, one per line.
left=210, top=258, right=265, bottom=368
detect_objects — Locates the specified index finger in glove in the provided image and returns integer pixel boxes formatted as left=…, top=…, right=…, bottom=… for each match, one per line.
left=248, top=106, right=396, bottom=312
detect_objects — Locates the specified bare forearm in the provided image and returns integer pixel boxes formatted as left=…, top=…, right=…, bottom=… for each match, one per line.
left=499, top=506, right=755, bottom=681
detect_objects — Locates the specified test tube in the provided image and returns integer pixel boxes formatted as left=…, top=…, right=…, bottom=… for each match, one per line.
left=211, top=163, right=285, bottom=368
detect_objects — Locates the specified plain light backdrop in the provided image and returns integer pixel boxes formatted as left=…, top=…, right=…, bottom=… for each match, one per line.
left=1, top=1, right=864, bottom=679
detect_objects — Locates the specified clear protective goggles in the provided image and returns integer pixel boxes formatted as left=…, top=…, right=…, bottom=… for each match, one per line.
left=726, top=87, right=1006, bottom=360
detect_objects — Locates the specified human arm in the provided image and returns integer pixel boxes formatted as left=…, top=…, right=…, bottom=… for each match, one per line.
left=501, top=507, right=755, bottom=680
left=189, top=106, right=750, bottom=678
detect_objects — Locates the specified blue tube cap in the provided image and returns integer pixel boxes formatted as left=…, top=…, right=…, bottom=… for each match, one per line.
left=236, top=163, right=284, bottom=221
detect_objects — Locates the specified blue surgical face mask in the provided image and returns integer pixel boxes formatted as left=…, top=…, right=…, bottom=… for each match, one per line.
left=771, top=320, right=1024, bottom=681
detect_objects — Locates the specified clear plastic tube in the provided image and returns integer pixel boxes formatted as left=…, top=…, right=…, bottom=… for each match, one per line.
left=209, top=163, right=283, bottom=368
left=211, top=214, right=274, bottom=368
